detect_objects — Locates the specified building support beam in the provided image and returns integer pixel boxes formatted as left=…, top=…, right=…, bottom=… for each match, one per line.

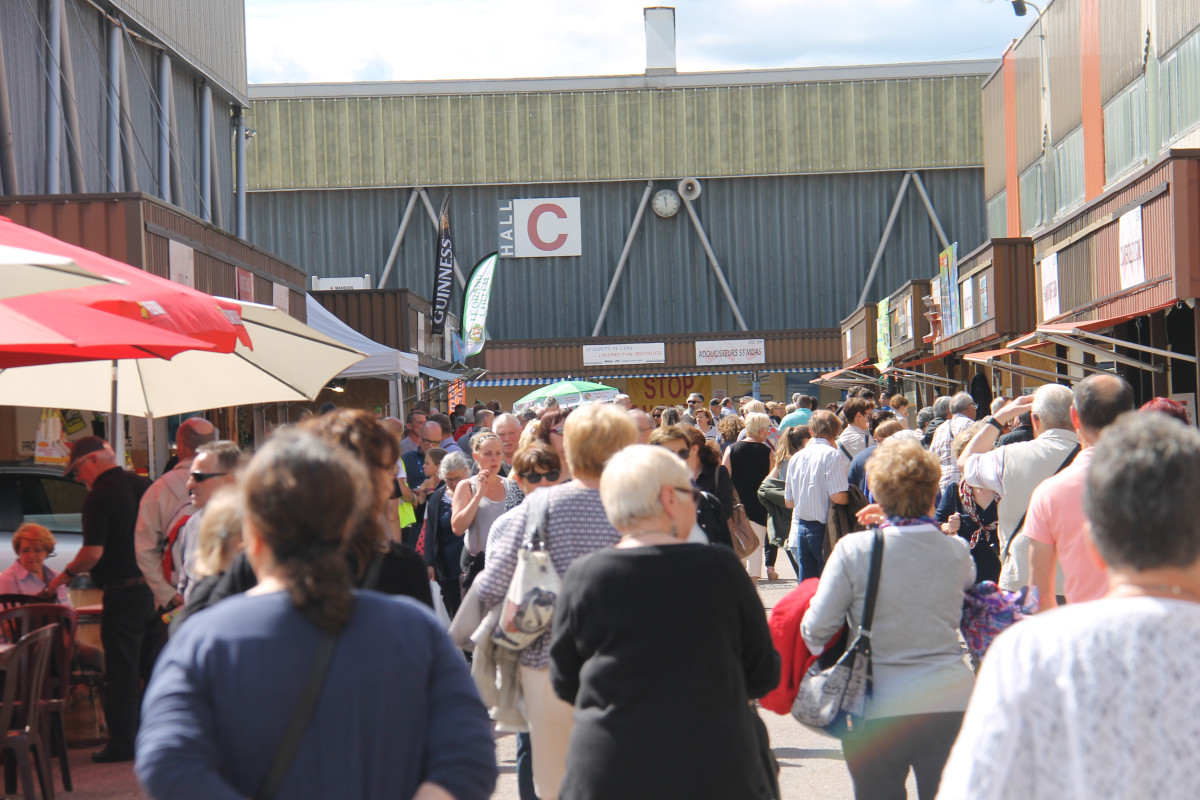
left=235, top=108, right=247, bottom=238
left=105, top=20, right=120, bottom=191
left=377, top=188, right=421, bottom=289
left=167, top=66, right=184, bottom=205
left=199, top=84, right=212, bottom=221
left=208, top=104, right=224, bottom=228
left=117, top=36, right=138, bottom=192
left=682, top=195, right=748, bottom=331
left=593, top=181, right=653, bottom=336
left=58, top=8, right=85, bottom=193
left=418, top=188, right=466, bottom=289
left=157, top=53, right=171, bottom=201
left=858, top=171, right=912, bottom=309
left=910, top=172, right=950, bottom=250
left=0, top=24, right=19, bottom=194
left=45, top=0, right=63, bottom=193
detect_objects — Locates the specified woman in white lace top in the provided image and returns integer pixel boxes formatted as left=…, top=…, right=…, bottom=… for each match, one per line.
left=938, top=412, right=1200, bottom=800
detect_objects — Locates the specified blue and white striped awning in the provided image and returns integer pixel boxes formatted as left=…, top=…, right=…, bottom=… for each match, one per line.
left=468, top=367, right=839, bottom=387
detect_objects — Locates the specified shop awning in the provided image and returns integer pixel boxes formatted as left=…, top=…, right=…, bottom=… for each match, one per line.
left=813, top=360, right=883, bottom=388
left=418, top=364, right=462, bottom=383
left=964, top=347, right=1118, bottom=385
left=466, top=366, right=839, bottom=387
left=304, top=295, right=418, bottom=379
left=1012, top=307, right=1195, bottom=373
left=881, top=366, right=961, bottom=389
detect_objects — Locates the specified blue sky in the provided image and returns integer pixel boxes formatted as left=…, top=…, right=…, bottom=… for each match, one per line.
left=244, top=0, right=1036, bottom=84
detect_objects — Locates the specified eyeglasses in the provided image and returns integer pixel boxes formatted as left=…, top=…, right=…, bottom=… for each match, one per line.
left=421, top=438, right=442, bottom=448
left=673, top=486, right=703, bottom=503
left=189, top=471, right=229, bottom=484
left=686, top=400, right=700, bottom=405
left=673, top=448, right=690, bottom=460
left=520, top=470, right=561, bottom=484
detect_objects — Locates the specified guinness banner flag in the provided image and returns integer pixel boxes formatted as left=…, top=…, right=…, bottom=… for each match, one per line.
left=431, top=195, right=455, bottom=335
left=461, top=252, right=499, bottom=358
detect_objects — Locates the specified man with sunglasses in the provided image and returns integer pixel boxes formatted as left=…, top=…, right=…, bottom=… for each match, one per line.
left=47, top=435, right=154, bottom=763
left=134, top=418, right=217, bottom=621
left=173, top=441, right=241, bottom=603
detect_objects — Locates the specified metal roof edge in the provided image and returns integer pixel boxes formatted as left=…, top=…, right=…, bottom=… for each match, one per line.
left=248, top=59, right=999, bottom=100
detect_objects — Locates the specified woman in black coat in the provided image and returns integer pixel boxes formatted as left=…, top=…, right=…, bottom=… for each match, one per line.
left=423, top=451, right=472, bottom=618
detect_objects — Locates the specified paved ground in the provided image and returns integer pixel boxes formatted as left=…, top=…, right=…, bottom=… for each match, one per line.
left=62, top=555, right=919, bottom=800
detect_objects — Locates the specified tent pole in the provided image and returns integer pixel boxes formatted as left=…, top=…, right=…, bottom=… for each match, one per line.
left=145, top=413, right=156, bottom=478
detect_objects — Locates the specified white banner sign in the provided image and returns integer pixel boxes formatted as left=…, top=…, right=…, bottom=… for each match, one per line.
left=1118, top=206, right=1145, bottom=290
left=1040, top=253, right=1060, bottom=321
left=272, top=283, right=290, bottom=314
left=168, top=239, right=194, bottom=287
left=498, top=197, right=582, bottom=258
left=582, top=342, right=665, bottom=366
left=961, top=278, right=975, bottom=329
left=696, top=338, right=766, bottom=366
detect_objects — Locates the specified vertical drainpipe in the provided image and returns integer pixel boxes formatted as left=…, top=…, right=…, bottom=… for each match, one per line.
left=199, top=83, right=212, bottom=221
left=59, top=11, right=86, bottom=193
left=235, top=108, right=247, bottom=238
left=45, top=0, right=63, bottom=193
left=157, top=53, right=171, bottom=202
left=0, top=25, right=19, bottom=193
left=106, top=20, right=120, bottom=191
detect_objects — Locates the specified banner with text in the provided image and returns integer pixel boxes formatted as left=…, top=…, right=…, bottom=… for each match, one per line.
left=461, top=252, right=499, bottom=358
left=1118, top=205, right=1145, bottom=290
left=1040, top=253, right=1060, bottom=321
left=431, top=195, right=455, bottom=335
left=498, top=198, right=582, bottom=258
left=582, top=342, right=665, bottom=366
left=695, top=339, right=766, bottom=366
left=875, top=297, right=892, bottom=371
left=627, top=376, right=712, bottom=413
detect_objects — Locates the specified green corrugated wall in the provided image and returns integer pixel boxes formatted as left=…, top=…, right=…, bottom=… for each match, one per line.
left=247, top=75, right=984, bottom=189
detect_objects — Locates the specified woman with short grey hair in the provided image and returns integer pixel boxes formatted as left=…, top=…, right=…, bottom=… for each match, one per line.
left=549, top=445, right=779, bottom=799
left=940, top=412, right=1200, bottom=798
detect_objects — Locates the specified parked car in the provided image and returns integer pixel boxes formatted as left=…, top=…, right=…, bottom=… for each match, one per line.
left=0, top=462, right=88, bottom=576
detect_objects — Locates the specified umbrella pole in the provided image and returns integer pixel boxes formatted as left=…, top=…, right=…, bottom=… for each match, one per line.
left=108, top=360, right=117, bottom=448
left=145, top=412, right=156, bottom=479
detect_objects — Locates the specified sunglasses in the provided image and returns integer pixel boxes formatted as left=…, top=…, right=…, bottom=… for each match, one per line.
left=687, top=400, right=700, bottom=405
left=652, top=414, right=662, bottom=420
left=189, top=471, right=229, bottom=483
left=520, top=470, right=561, bottom=484
left=673, top=486, right=703, bottom=503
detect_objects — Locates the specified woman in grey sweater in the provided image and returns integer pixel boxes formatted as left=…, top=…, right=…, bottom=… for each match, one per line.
left=801, top=437, right=974, bottom=800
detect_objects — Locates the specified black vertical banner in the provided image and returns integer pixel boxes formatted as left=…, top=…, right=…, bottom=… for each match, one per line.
left=431, top=195, right=454, bottom=335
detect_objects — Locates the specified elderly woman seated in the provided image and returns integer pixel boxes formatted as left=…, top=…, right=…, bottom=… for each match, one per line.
left=0, top=522, right=69, bottom=603
left=549, top=444, right=779, bottom=799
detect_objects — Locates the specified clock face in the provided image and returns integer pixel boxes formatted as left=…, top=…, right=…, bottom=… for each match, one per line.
left=652, top=189, right=681, bottom=218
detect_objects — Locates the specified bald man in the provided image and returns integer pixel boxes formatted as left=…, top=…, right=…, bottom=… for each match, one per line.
left=629, top=409, right=655, bottom=444
left=135, top=416, right=218, bottom=613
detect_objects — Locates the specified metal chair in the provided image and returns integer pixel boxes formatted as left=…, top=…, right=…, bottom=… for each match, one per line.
left=0, top=625, right=56, bottom=800
left=0, top=606, right=78, bottom=792
left=0, top=596, right=42, bottom=616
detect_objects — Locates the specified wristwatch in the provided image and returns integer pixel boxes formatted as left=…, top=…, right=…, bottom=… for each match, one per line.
left=983, top=415, right=1004, bottom=432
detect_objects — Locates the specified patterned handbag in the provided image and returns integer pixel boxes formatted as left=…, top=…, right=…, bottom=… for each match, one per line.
left=792, top=529, right=884, bottom=738
left=492, top=491, right=559, bottom=651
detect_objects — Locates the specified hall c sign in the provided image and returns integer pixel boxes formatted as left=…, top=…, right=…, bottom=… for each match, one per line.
left=498, top=198, right=582, bottom=258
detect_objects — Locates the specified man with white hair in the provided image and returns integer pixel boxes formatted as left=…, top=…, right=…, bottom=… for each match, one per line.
left=613, top=394, right=632, bottom=411
left=958, top=383, right=1080, bottom=591
left=493, top=413, right=523, bottom=477
left=629, top=409, right=655, bottom=444
left=930, top=392, right=978, bottom=493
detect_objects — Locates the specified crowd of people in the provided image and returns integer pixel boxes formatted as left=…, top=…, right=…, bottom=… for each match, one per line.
left=23, top=379, right=1200, bottom=799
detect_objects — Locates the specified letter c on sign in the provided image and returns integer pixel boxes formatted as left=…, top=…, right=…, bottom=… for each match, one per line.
left=528, top=203, right=568, bottom=251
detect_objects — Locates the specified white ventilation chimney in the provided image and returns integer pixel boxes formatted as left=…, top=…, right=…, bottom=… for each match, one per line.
left=644, top=7, right=676, bottom=75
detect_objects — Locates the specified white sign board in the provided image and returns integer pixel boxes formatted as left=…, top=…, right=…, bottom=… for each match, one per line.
left=1118, top=205, right=1145, bottom=290
left=272, top=283, right=291, bottom=314
left=695, top=338, right=766, bottom=366
left=582, top=342, right=665, bottom=366
left=1040, top=253, right=1060, bottom=321
left=961, top=278, right=975, bottom=329
left=168, top=239, right=194, bottom=288
left=844, top=329, right=853, bottom=361
left=498, top=198, right=582, bottom=258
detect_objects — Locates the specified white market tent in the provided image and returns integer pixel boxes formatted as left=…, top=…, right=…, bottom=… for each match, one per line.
left=305, top=294, right=419, bottom=379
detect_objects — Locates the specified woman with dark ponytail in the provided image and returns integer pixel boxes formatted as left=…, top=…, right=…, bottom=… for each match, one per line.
left=135, top=431, right=497, bottom=800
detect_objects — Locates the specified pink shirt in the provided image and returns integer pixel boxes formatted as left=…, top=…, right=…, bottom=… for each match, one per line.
left=1023, top=447, right=1108, bottom=603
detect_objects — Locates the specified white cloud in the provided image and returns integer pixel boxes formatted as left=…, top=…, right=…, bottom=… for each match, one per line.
left=245, top=0, right=1033, bottom=84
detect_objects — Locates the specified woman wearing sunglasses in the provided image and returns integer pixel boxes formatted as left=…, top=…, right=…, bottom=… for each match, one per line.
left=535, top=409, right=573, bottom=481
left=648, top=425, right=734, bottom=550
left=453, top=433, right=523, bottom=593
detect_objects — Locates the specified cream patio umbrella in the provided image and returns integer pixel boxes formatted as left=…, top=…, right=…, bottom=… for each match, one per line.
left=0, top=298, right=365, bottom=419
left=0, top=245, right=120, bottom=299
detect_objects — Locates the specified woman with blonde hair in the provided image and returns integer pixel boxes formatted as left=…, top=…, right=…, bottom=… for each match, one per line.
left=801, top=437, right=975, bottom=800
left=722, top=412, right=773, bottom=581
left=474, top=403, right=637, bottom=800
left=453, top=431, right=523, bottom=591
left=0, top=522, right=68, bottom=602
left=550, top=445, right=779, bottom=799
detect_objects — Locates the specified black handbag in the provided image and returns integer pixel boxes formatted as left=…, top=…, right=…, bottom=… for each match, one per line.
left=791, top=529, right=884, bottom=738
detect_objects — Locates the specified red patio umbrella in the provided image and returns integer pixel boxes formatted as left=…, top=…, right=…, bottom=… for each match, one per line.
left=0, top=217, right=250, bottom=352
left=0, top=293, right=218, bottom=369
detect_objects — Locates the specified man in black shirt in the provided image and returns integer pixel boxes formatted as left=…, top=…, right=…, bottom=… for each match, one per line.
left=46, top=436, right=155, bottom=763
left=997, top=411, right=1036, bottom=447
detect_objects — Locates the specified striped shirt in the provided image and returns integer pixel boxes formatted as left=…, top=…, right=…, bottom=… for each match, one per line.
left=476, top=482, right=619, bottom=669
left=932, top=413, right=976, bottom=490
left=784, top=439, right=850, bottom=532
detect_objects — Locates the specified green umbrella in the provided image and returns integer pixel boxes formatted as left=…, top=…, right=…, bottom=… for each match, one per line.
left=513, top=380, right=620, bottom=413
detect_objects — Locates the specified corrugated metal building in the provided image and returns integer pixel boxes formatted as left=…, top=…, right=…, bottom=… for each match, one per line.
left=246, top=57, right=994, bottom=342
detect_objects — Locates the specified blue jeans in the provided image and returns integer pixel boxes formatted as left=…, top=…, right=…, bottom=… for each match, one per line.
left=516, top=732, right=537, bottom=800
left=790, top=519, right=827, bottom=581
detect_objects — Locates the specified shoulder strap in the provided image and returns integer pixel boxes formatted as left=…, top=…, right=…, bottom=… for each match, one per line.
left=839, top=444, right=853, bottom=461
left=859, top=529, right=885, bottom=634
left=255, top=633, right=338, bottom=800
left=1002, top=443, right=1083, bottom=561
left=522, top=489, right=553, bottom=549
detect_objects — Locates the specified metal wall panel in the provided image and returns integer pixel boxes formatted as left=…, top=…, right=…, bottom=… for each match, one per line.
left=1047, top=0, right=1083, bottom=143
left=1014, top=23, right=1044, bottom=172
left=245, top=75, right=986, bottom=190
left=1099, top=0, right=1145, bottom=103
left=0, top=1, right=237, bottom=231
left=987, top=191, right=1008, bottom=239
left=1019, top=160, right=1045, bottom=233
left=1157, top=0, right=1200, bottom=56
left=982, top=74, right=1006, bottom=199
left=111, top=0, right=247, bottom=103
left=1053, top=126, right=1086, bottom=213
left=1162, top=27, right=1200, bottom=143
left=247, top=168, right=988, bottom=341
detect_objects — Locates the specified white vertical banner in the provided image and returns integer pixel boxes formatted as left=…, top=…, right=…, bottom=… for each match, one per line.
left=1040, top=253, right=1060, bottom=321
left=961, top=278, right=975, bottom=329
left=1118, top=206, right=1145, bottom=290
left=272, top=283, right=290, bottom=313
left=168, top=239, right=194, bottom=287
